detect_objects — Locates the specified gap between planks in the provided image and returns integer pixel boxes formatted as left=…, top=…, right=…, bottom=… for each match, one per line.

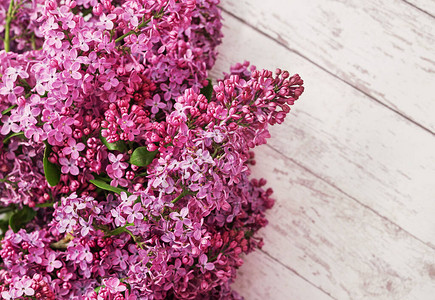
left=242, top=147, right=435, bottom=299
left=219, top=7, right=434, bottom=136
left=212, top=10, right=435, bottom=251
left=259, top=248, right=338, bottom=300
left=264, top=144, right=435, bottom=252
left=214, top=8, right=433, bottom=299
left=402, top=0, right=435, bottom=18
left=231, top=250, right=335, bottom=300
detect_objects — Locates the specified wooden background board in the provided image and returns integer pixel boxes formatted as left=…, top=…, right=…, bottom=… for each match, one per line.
left=209, top=1, right=435, bottom=299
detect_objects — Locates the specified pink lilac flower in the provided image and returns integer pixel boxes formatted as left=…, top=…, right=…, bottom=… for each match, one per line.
left=59, top=157, right=80, bottom=175
left=145, top=94, right=166, bottom=114
left=0, top=1, right=305, bottom=299
left=63, top=138, right=85, bottom=159
left=44, top=253, right=62, bottom=272
left=104, top=277, right=127, bottom=293
left=0, top=80, right=24, bottom=102
left=197, top=254, right=215, bottom=273
left=14, top=277, right=35, bottom=297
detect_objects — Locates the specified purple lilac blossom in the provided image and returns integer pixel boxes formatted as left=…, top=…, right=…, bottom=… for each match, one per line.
left=0, top=0, right=304, bottom=299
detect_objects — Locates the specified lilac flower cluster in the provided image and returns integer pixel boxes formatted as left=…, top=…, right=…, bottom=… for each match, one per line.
left=0, top=0, right=304, bottom=299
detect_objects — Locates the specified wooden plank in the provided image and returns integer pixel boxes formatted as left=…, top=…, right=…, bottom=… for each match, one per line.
left=404, top=0, right=435, bottom=17
left=210, top=12, right=435, bottom=249
left=220, top=0, right=435, bottom=132
left=232, top=251, right=334, bottom=300
left=237, top=146, right=435, bottom=299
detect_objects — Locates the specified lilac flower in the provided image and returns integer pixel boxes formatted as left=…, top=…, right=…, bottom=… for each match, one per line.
left=1, top=291, right=12, bottom=300
left=14, top=277, right=34, bottom=297
left=111, top=207, right=126, bottom=227
left=111, top=249, right=129, bottom=270
left=116, top=114, right=135, bottom=132
left=99, top=14, right=116, bottom=30
left=169, top=207, right=192, bottom=226
left=44, top=252, right=62, bottom=272
left=4, top=66, right=29, bottom=81
left=145, top=94, right=166, bottom=114
left=0, top=80, right=24, bottom=102
left=0, top=1, right=306, bottom=299
left=124, top=203, right=144, bottom=223
left=79, top=217, right=94, bottom=237
left=59, top=157, right=80, bottom=175
left=28, top=247, right=44, bottom=264
left=104, top=277, right=127, bottom=293
left=63, top=138, right=85, bottom=159
left=63, top=61, right=83, bottom=80
left=76, top=33, right=90, bottom=51
left=197, top=254, right=215, bottom=273
left=46, top=31, right=64, bottom=49
left=101, top=71, right=119, bottom=91
left=0, top=115, right=20, bottom=135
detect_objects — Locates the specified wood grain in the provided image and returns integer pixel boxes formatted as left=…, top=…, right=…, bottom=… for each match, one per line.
left=239, top=146, right=435, bottom=299
left=220, top=0, right=435, bottom=132
left=211, top=13, right=435, bottom=248
left=231, top=251, right=334, bottom=300
left=210, top=2, right=435, bottom=299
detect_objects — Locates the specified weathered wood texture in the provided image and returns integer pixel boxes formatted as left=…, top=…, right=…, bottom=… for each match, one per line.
left=209, top=1, right=435, bottom=299
left=231, top=251, right=334, bottom=300
left=246, top=147, right=435, bottom=300
left=220, top=0, right=435, bottom=133
left=211, top=13, right=435, bottom=247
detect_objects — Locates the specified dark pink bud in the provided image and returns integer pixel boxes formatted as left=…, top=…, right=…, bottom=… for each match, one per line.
left=85, top=115, right=93, bottom=122
left=182, top=256, right=189, bottom=264
left=73, top=129, right=83, bottom=139
left=90, top=120, right=100, bottom=130
left=70, top=180, right=80, bottom=192
left=87, top=138, right=98, bottom=148
left=60, top=185, right=69, bottom=194
left=48, top=153, right=58, bottom=164
left=92, top=3, right=103, bottom=16
left=126, top=171, right=135, bottom=180
left=147, top=143, right=158, bottom=151
left=228, top=122, right=238, bottom=130
left=49, top=59, right=58, bottom=68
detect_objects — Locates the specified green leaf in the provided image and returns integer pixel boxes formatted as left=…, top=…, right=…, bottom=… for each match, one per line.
left=105, top=223, right=134, bottom=237
left=43, top=143, right=61, bottom=186
left=99, top=132, right=127, bottom=152
left=89, top=179, right=129, bottom=195
left=1, top=104, right=17, bottom=115
left=9, top=206, right=36, bottom=232
left=129, top=147, right=158, bottom=167
left=200, top=79, right=213, bottom=101
left=3, top=131, right=25, bottom=144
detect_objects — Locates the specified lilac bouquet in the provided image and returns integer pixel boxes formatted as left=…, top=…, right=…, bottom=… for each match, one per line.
left=0, top=0, right=304, bottom=298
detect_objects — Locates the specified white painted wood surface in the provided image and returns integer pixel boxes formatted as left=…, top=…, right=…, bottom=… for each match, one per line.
left=220, top=0, right=435, bottom=133
left=210, top=1, right=435, bottom=299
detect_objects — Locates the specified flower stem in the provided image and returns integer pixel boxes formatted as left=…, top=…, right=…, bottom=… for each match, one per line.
left=4, top=0, right=15, bottom=52
left=114, top=8, right=165, bottom=44
left=115, top=19, right=150, bottom=43
left=171, top=189, right=192, bottom=204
